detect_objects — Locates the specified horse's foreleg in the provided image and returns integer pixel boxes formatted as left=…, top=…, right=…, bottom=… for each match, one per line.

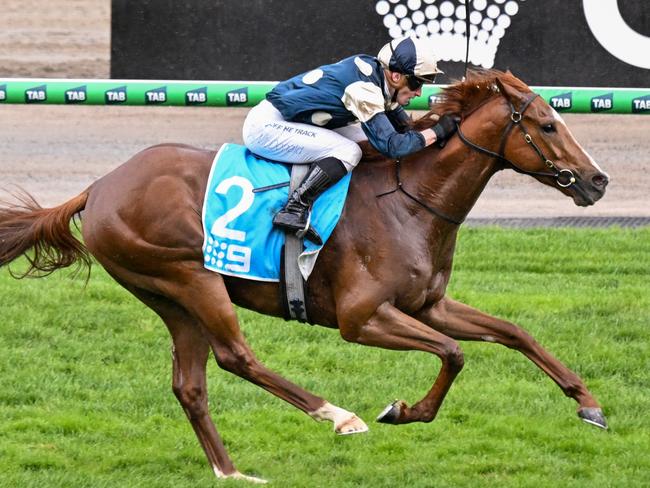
left=339, top=301, right=464, bottom=424
left=177, top=269, right=368, bottom=435
left=416, top=296, right=607, bottom=429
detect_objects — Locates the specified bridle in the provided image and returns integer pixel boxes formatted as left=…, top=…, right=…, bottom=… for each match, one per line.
left=457, top=91, right=577, bottom=189
left=377, top=90, right=579, bottom=227
left=460, top=1, right=574, bottom=188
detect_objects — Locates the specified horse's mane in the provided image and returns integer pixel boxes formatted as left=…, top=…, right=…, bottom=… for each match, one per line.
left=360, top=68, right=531, bottom=162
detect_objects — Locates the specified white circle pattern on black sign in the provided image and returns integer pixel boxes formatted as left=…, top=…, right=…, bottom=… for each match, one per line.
left=375, top=0, right=526, bottom=68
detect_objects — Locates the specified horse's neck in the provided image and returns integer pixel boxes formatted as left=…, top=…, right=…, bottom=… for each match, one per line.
left=401, top=141, right=500, bottom=225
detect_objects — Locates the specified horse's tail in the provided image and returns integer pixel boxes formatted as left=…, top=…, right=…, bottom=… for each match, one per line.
left=0, top=190, right=92, bottom=278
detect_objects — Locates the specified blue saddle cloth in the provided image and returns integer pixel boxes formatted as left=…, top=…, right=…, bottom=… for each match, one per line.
left=202, top=143, right=351, bottom=282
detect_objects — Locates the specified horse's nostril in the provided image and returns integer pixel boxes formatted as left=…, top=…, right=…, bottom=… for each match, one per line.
left=592, top=173, right=609, bottom=189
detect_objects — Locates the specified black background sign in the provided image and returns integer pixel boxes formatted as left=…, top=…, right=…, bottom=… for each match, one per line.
left=111, top=1, right=650, bottom=87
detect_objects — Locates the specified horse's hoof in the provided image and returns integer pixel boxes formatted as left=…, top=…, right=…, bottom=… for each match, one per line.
left=578, top=407, right=608, bottom=430
left=335, top=414, right=369, bottom=435
left=228, top=472, right=268, bottom=484
left=216, top=468, right=268, bottom=484
left=376, top=400, right=405, bottom=424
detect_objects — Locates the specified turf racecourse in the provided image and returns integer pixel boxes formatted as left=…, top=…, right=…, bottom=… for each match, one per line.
left=1, top=227, right=649, bottom=487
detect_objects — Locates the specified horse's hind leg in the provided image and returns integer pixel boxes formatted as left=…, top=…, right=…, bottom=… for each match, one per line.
left=129, top=288, right=267, bottom=483
left=172, top=267, right=368, bottom=435
left=417, top=296, right=607, bottom=429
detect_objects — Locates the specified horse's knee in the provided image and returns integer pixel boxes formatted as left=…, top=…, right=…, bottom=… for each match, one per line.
left=173, top=382, right=207, bottom=418
left=503, top=326, right=534, bottom=350
left=443, top=341, right=464, bottom=372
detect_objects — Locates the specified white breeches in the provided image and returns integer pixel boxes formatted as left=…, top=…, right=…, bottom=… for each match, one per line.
left=242, top=100, right=365, bottom=172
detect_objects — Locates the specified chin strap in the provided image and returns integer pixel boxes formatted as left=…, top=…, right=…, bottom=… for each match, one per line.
left=391, top=87, right=399, bottom=104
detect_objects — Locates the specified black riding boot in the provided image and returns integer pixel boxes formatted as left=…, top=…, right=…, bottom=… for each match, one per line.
left=273, top=157, right=348, bottom=245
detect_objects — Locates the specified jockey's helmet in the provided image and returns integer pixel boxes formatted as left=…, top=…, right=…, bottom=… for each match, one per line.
left=377, top=36, right=443, bottom=89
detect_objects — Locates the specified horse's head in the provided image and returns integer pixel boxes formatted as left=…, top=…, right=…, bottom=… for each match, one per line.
left=433, top=70, right=609, bottom=207
left=493, top=74, right=608, bottom=206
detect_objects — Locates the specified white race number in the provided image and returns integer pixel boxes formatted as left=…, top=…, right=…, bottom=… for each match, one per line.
left=210, top=176, right=255, bottom=241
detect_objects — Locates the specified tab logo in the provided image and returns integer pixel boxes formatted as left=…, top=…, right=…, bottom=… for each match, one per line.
left=550, top=92, right=572, bottom=111
left=105, top=86, right=127, bottom=104
left=226, top=87, right=248, bottom=106
left=632, top=94, right=650, bottom=113
left=25, top=85, right=47, bottom=103
left=0, top=84, right=6, bottom=101
left=186, top=87, right=207, bottom=105
left=428, top=94, right=443, bottom=107
left=145, top=86, right=167, bottom=104
left=591, top=93, right=613, bottom=112
left=65, top=85, right=87, bottom=104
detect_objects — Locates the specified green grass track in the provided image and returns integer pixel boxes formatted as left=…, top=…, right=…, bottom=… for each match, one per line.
left=1, top=227, right=649, bottom=487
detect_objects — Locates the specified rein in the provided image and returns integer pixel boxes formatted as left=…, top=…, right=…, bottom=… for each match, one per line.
left=457, top=92, right=577, bottom=188
left=376, top=88, right=579, bottom=226
left=376, top=159, right=464, bottom=226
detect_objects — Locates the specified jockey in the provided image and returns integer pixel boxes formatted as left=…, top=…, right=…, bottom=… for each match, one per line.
left=242, top=36, right=458, bottom=244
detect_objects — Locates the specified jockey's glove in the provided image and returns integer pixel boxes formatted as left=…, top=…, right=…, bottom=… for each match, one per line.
left=432, top=114, right=461, bottom=145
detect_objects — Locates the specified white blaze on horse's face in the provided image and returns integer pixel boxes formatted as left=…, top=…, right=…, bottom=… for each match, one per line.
left=545, top=105, right=610, bottom=206
left=551, top=107, right=606, bottom=175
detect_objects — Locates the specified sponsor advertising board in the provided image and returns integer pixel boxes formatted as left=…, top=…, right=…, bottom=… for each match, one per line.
left=111, top=0, right=650, bottom=87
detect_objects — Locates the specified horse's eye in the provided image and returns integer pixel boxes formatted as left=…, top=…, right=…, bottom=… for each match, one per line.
left=542, top=124, right=556, bottom=134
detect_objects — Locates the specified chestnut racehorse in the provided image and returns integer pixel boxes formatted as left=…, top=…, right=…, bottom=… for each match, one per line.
left=0, top=70, right=609, bottom=483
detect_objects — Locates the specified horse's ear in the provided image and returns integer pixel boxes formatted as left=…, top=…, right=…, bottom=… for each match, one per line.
left=495, top=77, right=524, bottom=105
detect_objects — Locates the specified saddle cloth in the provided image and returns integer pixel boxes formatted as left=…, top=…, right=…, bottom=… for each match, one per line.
left=202, top=143, right=351, bottom=282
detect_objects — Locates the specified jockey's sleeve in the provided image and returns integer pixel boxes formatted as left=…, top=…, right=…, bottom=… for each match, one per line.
left=385, top=106, right=412, bottom=132
left=361, top=112, right=426, bottom=159
left=340, top=81, right=424, bottom=158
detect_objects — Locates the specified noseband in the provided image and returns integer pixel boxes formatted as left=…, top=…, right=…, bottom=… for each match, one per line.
left=456, top=92, right=576, bottom=188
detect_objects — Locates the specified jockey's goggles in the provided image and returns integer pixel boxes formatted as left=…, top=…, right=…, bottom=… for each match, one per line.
left=406, top=73, right=437, bottom=91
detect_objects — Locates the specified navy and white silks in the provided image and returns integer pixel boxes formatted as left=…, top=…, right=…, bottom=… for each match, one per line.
left=242, top=54, right=426, bottom=171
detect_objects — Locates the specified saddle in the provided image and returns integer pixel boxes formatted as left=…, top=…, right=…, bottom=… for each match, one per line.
left=201, top=143, right=352, bottom=320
